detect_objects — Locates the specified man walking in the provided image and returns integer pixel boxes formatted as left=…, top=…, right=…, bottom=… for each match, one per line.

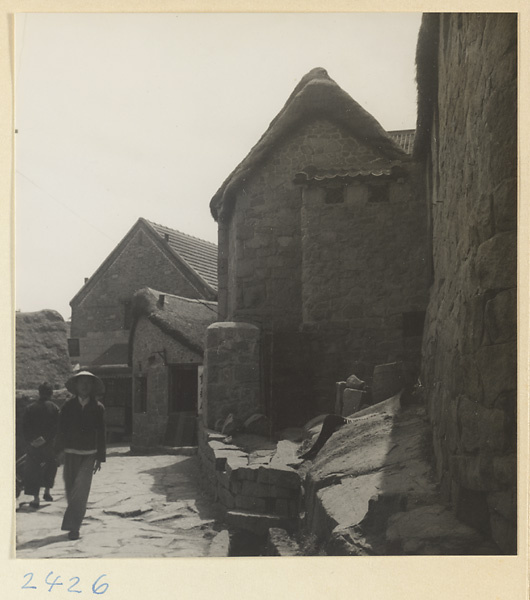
left=55, top=371, right=106, bottom=541
left=22, top=382, right=60, bottom=508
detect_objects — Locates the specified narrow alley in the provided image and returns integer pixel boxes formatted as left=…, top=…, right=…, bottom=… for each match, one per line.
left=16, top=445, right=229, bottom=559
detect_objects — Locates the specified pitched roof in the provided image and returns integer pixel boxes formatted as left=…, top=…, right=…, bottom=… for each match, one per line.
left=144, top=219, right=218, bottom=289
left=91, top=343, right=129, bottom=367
left=210, top=67, right=408, bottom=222
left=130, top=287, right=218, bottom=359
left=387, top=130, right=415, bottom=155
left=70, top=218, right=217, bottom=308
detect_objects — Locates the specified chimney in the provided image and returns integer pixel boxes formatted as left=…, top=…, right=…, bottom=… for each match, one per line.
left=84, top=277, right=89, bottom=284
left=164, top=233, right=170, bottom=242
left=159, top=294, right=165, bottom=307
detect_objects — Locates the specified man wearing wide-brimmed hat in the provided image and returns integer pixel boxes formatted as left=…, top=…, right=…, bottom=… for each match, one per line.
left=55, top=371, right=106, bottom=541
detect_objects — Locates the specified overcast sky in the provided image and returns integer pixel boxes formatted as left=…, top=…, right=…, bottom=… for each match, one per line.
left=15, top=12, right=422, bottom=320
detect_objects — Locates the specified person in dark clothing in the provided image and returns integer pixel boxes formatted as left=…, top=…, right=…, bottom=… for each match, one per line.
left=55, top=371, right=106, bottom=541
left=22, top=382, right=60, bottom=508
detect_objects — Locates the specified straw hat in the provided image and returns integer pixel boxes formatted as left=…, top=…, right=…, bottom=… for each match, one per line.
left=65, top=371, right=105, bottom=396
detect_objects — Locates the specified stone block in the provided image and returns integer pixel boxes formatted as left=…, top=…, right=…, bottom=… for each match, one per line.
left=492, top=177, right=517, bottom=233
left=475, top=232, right=517, bottom=291
left=256, top=465, right=301, bottom=489
left=458, top=396, right=481, bottom=452
left=372, top=362, right=403, bottom=403
left=341, top=388, right=365, bottom=416
left=234, top=494, right=267, bottom=512
left=484, top=288, right=517, bottom=344
left=225, top=455, right=249, bottom=478
left=479, top=407, right=506, bottom=453
left=226, top=510, right=294, bottom=536
left=493, top=454, right=517, bottom=487
left=274, top=498, right=300, bottom=518
left=477, top=342, right=516, bottom=407
left=233, top=464, right=261, bottom=481
left=450, top=454, right=499, bottom=492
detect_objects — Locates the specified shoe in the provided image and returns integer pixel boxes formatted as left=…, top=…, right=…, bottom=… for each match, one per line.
left=29, top=500, right=40, bottom=509
left=43, top=492, right=53, bottom=502
left=68, top=530, right=80, bottom=540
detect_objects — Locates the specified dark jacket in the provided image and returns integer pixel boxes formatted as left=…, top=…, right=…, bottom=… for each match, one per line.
left=23, top=399, right=59, bottom=445
left=55, top=397, right=106, bottom=463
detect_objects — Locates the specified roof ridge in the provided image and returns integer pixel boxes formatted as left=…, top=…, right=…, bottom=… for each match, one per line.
left=145, top=288, right=218, bottom=306
left=143, top=218, right=217, bottom=247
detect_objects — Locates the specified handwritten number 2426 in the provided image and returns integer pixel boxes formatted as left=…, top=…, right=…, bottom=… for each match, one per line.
left=22, top=572, right=109, bottom=594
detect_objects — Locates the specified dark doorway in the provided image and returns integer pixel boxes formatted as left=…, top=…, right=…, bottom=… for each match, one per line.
left=168, top=365, right=198, bottom=413
left=102, top=376, right=132, bottom=439
left=165, top=365, right=198, bottom=446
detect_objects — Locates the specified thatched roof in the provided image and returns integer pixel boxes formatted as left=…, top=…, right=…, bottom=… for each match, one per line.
left=16, top=310, right=72, bottom=390
left=129, top=288, right=218, bottom=361
left=210, top=67, right=409, bottom=222
left=413, top=13, right=440, bottom=159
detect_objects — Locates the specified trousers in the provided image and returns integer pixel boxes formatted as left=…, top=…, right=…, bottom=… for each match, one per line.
left=61, top=453, right=96, bottom=532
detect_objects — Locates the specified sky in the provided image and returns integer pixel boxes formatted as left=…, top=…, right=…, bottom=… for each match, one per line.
left=15, top=12, right=422, bottom=320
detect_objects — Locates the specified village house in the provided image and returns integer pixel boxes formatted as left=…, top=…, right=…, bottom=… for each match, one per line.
left=68, top=217, right=217, bottom=438
left=204, top=68, right=430, bottom=429
left=129, top=288, right=218, bottom=451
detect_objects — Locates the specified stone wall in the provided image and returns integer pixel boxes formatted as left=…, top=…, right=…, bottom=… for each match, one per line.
left=131, top=317, right=203, bottom=450
left=301, top=167, right=429, bottom=410
left=419, top=14, right=517, bottom=553
left=198, top=424, right=301, bottom=534
left=220, top=119, right=394, bottom=327
left=202, top=322, right=262, bottom=429
left=217, top=118, right=428, bottom=424
left=71, top=228, right=205, bottom=340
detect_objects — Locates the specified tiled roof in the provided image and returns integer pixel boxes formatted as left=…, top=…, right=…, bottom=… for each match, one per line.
left=144, top=220, right=218, bottom=290
left=387, top=130, right=415, bottom=155
left=295, top=160, right=407, bottom=183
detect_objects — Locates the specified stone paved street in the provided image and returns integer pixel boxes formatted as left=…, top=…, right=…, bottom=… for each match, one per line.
left=16, top=445, right=229, bottom=559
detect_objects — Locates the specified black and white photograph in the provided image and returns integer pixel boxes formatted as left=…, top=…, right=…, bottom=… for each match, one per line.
left=11, top=7, right=521, bottom=576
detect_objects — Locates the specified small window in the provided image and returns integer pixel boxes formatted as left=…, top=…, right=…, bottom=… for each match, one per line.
left=67, top=338, right=80, bottom=357
left=324, top=187, right=345, bottom=205
left=368, top=183, right=390, bottom=203
left=134, top=376, right=147, bottom=413
left=403, top=311, right=426, bottom=337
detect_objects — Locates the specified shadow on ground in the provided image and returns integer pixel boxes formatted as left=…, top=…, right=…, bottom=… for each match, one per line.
left=139, top=455, right=221, bottom=520
left=17, top=533, right=68, bottom=551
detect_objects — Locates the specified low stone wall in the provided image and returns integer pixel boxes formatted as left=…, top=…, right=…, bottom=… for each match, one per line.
left=198, top=424, right=301, bottom=535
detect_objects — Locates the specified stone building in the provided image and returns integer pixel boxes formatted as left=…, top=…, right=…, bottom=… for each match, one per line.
left=69, top=217, right=217, bottom=437
left=206, top=68, right=430, bottom=428
left=415, top=13, right=517, bottom=553
left=129, top=288, right=217, bottom=451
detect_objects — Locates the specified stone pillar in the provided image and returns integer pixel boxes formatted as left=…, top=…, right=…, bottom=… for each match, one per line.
left=202, top=322, right=261, bottom=429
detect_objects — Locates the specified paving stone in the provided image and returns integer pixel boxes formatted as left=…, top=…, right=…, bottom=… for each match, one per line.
left=16, top=445, right=224, bottom=559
